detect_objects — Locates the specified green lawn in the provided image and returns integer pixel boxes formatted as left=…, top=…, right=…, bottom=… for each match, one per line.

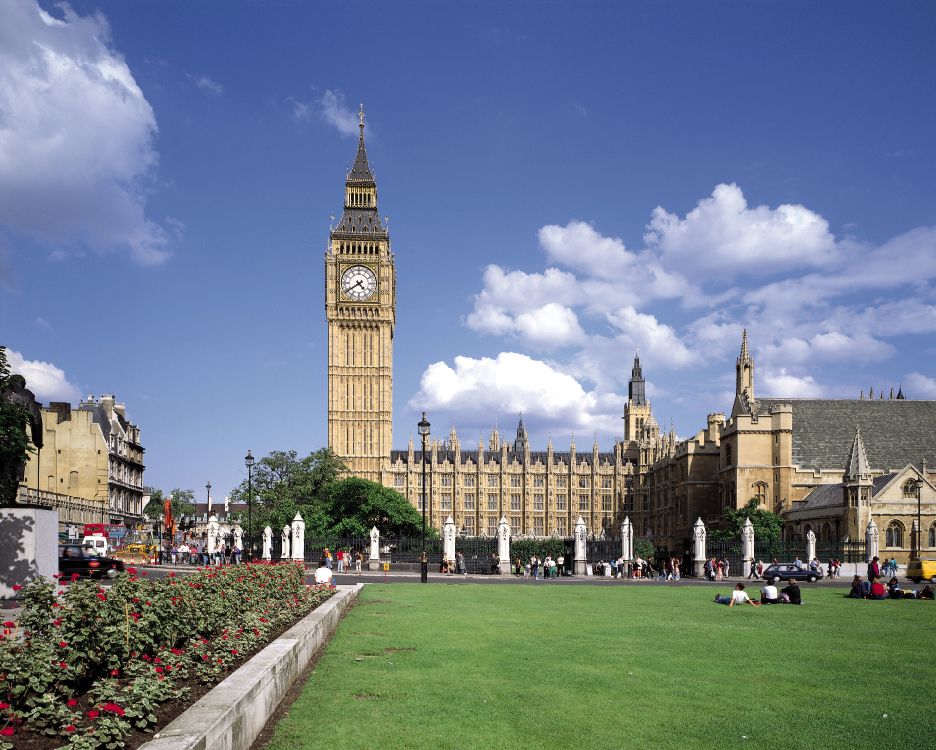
left=268, top=584, right=936, bottom=750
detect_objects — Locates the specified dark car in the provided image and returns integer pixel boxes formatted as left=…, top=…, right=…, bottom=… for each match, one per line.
left=762, top=563, right=823, bottom=583
left=59, top=544, right=125, bottom=579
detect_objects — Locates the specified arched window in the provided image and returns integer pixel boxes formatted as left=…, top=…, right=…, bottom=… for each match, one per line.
left=903, top=480, right=917, bottom=498
left=885, top=520, right=905, bottom=548
left=929, top=523, right=936, bottom=549
left=753, top=481, right=768, bottom=505
left=821, top=523, right=833, bottom=542
left=725, top=444, right=732, bottom=466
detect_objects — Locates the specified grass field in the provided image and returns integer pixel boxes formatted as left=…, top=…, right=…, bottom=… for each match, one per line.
left=267, top=583, right=936, bottom=750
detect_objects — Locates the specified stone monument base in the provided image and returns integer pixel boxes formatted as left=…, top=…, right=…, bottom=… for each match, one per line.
left=368, top=558, right=381, bottom=571
left=0, top=507, right=59, bottom=600
left=499, top=561, right=511, bottom=575
left=574, top=560, right=587, bottom=576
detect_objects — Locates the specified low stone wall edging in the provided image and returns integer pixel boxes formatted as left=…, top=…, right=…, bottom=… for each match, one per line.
left=138, top=583, right=363, bottom=750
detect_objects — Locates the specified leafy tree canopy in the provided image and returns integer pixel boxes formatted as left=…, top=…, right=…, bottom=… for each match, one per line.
left=709, top=498, right=783, bottom=542
left=327, top=477, right=437, bottom=538
left=0, top=346, right=37, bottom=505
left=228, top=449, right=346, bottom=536
left=142, top=487, right=195, bottom=521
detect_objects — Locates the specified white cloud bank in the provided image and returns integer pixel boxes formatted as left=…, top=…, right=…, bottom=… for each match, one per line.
left=0, top=0, right=169, bottom=265
left=7, top=348, right=80, bottom=403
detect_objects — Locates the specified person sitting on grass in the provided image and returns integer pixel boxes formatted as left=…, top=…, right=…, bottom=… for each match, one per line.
left=919, top=585, right=934, bottom=600
left=887, top=577, right=904, bottom=600
left=314, top=558, right=334, bottom=587
left=780, top=579, right=802, bottom=605
left=714, top=582, right=760, bottom=607
left=760, top=582, right=779, bottom=604
left=847, top=576, right=865, bottom=598
left=868, top=576, right=887, bottom=600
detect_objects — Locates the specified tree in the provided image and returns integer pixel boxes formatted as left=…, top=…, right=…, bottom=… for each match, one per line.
left=325, top=477, right=436, bottom=538
left=709, top=498, right=783, bottom=542
left=228, top=449, right=347, bottom=538
left=0, top=346, right=39, bottom=506
left=142, top=487, right=195, bottom=521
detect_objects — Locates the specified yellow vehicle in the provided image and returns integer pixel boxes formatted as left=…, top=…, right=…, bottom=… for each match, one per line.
left=114, top=542, right=157, bottom=564
left=906, top=559, right=936, bottom=583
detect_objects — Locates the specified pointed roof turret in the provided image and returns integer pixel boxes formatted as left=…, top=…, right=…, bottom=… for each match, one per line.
left=897, top=384, right=905, bottom=399
left=628, top=351, right=646, bottom=406
left=348, top=104, right=376, bottom=184
left=844, top=425, right=871, bottom=481
left=512, top=413, right=529, bottom=454
left=740, top=328, right=749, bottom=360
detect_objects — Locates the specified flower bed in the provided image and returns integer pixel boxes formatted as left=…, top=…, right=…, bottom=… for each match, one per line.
left=0, top=562, right=334, bottom=749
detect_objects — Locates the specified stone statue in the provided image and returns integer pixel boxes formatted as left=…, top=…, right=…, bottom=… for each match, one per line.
left=281, top=524, right=291, bottom=559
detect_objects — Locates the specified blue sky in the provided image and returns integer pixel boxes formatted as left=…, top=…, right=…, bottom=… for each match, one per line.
left=2, top=0, right=935, bottom=500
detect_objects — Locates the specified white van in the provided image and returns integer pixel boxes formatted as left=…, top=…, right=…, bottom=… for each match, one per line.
left=81, top=535, right=110, bottom=556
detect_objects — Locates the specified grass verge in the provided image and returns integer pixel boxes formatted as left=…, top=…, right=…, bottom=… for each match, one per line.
left=266, top=583, right=936, bottom=750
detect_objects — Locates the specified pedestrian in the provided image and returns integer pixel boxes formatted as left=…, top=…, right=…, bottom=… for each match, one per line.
left=556, top=554, right=564, bottom=576
left=867, top=556, right=880, bottom=582
left=355, top=550, right=362, bottom=574
left=457, top=550, right=466, bottom=575
left=336, top=548, right=345, bottom=573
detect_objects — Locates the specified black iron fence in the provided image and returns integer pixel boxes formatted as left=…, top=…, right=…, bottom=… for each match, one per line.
left=754, top=539, right=808, bottom=564
left=816, top=541, right=866, bottom=564
left=707, top=540, right=744, bottom=577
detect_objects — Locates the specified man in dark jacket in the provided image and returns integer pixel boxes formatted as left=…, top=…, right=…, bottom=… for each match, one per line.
left=867, top=556, right=880, bottom=583
left=781, top=579, right=802, bottom=605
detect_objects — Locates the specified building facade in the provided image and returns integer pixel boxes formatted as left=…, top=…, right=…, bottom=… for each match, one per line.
left=22, top=395, right=146, bottom=526
left=639, top=331, right=936, bottom=561
left=323, top=112, right=676, bottom=535
left=325, top=106, right=395, bottom=484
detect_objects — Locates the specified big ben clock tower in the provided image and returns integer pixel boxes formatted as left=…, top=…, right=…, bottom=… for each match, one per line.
left=325, top=106, right=395, bottom=481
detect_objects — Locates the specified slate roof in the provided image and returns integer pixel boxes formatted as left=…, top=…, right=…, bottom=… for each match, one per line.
left=755, top=399, right=936, bottom=472
left=332, top=207, right=387, bottom=237
left=797, top=472, right=897, bottom=511
left=348, top=133, right=375, bottom=183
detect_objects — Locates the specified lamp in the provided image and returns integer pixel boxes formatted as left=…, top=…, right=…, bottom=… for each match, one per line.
left=418, top=413, right=430, bottom=583
left=245, top=450, right=254, bottom=561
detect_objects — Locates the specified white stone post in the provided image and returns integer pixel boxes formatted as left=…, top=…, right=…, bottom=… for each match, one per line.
left=368, top=526, right=381, bottom=571
left=262, top=525, right=272, bottom=561
left=497, top=516, right=511, bottom=575
left=443, top=515, right=456, bottom=565
left=574, top=516, right=587, bottom=575
left=865, top=518, right=879, bottom=563
left=692, top=517, right=707, bottom=578
left=291, top=512, right=305, bottom=562
left=621, top=517, right=634, bottom=575
left=0, top=508, right=59, bottom=599
left=232, top=524, right=243, bottom=555
left=280, top=525, right=291, bottom=560
left=806, top=528, right=816, bottom=563
left=207, top=514, right=219, bottom=557
left=741, top=517, right=754, bottom=578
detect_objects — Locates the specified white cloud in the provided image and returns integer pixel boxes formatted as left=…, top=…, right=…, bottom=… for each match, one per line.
left=760, top=369, right=825, bottom=398
left=320, top=89, right=359, bottom=137
left=538, top=221, right=639, bottom=277
left=7, top=348, right=80, bottom=403
left=513, top=304, right=586, bottom=349
left=759, top=331, right=893, bottom=367
left=186, top=73, right=222, bottom=94
left=605, top=306, right=697, bottom=368
left=903, top=372, right=936, bottom=399
left=410, top=352, right=621, bottom=436
left=0, top=0, right=170, bottom=265
left=287, top=96, right=311, bottom=122
left=645, top=183, right=837, bottom=280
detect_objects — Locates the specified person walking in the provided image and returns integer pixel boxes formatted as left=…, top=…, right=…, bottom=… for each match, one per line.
left=355, top=550, right=362, bottom=574
left=336, top=548, right=345, bottom=573
left=457, top=550, right=466, bottom=576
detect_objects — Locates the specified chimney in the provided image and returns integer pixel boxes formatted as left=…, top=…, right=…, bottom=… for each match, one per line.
left=114, top=403, right=127, bottom=420
left=100, top=394, right=115, bottom=419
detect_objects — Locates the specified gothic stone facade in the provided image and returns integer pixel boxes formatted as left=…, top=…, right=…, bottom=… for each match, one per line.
left=640, top=331, right=936, bottom=561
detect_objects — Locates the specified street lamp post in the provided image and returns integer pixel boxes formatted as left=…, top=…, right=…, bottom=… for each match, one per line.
left=418, top=412, right=430, bottom=583
left=914, top=476, right=924, bottom=560
left=206, top=481, right=212, bottom=517
left=245, top=450, right=254, bottom=562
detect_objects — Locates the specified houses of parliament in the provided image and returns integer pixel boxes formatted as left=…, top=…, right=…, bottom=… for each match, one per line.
left=326, top=109, right=936, bottom=559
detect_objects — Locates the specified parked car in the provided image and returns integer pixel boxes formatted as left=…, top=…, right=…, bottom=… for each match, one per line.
left=906, top=559, right=936, bottom=583
left=59, top=544, right=125, bottom=579
left=762, top=563, right=823, bottom=583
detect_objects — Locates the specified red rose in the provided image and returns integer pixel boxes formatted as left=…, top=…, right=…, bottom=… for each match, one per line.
left=87, top=710, right=99, bottom=719
left=231, top=649, right=238, bottom=655
left=59, top=661, right=68, bottom=669
left=154, top=666, right=164, bottom=674
left=1, top=622, right=13, bottom=628
left=59, top=641, right=68, bottom=648
left=71, top=573, right=79, bottom=581
left=103, top=703, right=125, bottom=717
left=67, top=699, right=78, bottom=707
left=11, top=585, right=21, bottom=592
left=0, top=701, right=9, bottom=710
left=96, top=592, right=107, bottom=601
left=0, top=727, right=13, bottom=737
left=66, top=725, right=76, bottom=733
left=110, top=669, right=120, bottom=677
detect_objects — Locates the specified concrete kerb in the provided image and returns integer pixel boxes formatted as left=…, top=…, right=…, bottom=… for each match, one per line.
left=138, top=583, right=363, bottom=750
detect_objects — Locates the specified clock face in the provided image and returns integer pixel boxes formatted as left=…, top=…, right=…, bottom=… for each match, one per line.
left=341, top=265, right=377, bottom=301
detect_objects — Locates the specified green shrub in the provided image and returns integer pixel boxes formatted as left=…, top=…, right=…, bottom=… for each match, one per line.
left=510, top=538, right=567, bottom=563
